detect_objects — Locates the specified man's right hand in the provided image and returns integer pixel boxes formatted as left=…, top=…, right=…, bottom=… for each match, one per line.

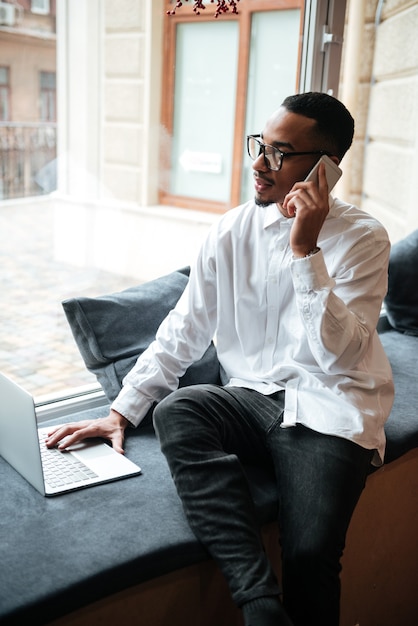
left=44, top=409, right=130, bottom=454
left=282, top=161, right=330, bottom=257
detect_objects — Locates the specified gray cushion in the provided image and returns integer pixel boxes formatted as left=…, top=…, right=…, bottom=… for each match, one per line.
left=62, top=267, right=220, bottom=404
left=384, top=229, right=418, bottom=335
left=379, top=329, right=418, bottom=463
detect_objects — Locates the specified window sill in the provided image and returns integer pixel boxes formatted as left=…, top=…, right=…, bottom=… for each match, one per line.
left=36, top=385, right=108, bottom=423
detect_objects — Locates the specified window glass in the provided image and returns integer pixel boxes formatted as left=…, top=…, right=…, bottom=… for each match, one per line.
left=170, top=21, right=239, bottom=202
left=39, top=71, right=56, bottom=121
left=0, top=4, right=106, bottom=400
left=0, top=66, right=8, bottom=84
left=40, top=70, right=55, bottom=90
left=241, top=9, right=300, bottom=201
left=0, top=201, right=134, bottom=399
left=0, top=0, right=345, bottom=406
left=31, top=0, right=50, bottom=15
left=0, top=67, right=10, bottom=121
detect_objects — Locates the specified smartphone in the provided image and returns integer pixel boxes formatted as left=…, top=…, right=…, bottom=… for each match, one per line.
left=305, top=154, right=342, bottom=192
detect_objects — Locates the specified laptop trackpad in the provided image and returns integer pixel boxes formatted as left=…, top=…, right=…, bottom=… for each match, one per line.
left=69, top=441, right=114, bottom=459
left=71, top=441, right=141, bottom=478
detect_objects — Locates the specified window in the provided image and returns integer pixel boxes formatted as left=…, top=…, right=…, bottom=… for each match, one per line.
left=31, top=0, right=50, bottom=15
left=0, top=0, right=347, bottom=411
left=39, top=71, right=56, bottom=121
left=161, top=0, right=304, bottom=212
left=0, top=66, right=10, bottom=121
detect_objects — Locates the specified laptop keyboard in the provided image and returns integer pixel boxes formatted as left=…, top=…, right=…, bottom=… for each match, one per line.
left=38, top=431, right=98, bottom=488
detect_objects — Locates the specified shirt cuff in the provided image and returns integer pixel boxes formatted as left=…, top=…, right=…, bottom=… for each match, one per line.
left=111, top=384, right=154, bottom=428
left=290, top=248, right=335, bottom=293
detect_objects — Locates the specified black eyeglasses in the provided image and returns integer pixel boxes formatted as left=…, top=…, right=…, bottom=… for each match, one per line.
left=247, top=134, right=329, bottom=171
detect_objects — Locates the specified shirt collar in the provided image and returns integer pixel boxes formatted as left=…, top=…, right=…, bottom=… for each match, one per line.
left=263, top=203, right=287, bottom=229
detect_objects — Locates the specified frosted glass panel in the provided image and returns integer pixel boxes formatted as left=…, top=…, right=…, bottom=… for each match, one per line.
left=241, top=10, right=301, bottom=202
left=170, top=21, right=238, bottom=202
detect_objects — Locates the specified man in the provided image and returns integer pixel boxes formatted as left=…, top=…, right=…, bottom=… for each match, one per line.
left=47, top=92, right=394, bottom=625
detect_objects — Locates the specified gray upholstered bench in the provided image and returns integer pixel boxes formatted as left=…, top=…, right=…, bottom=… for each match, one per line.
left=1, top=233, right=418, bottom=626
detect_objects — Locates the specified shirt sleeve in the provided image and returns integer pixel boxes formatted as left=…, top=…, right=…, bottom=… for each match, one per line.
left=290, top=230, right=390, bottom=375
left=111, top=233, right=218, bottom=427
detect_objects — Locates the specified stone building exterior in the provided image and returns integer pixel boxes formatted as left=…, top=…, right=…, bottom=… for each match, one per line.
left=339, top=0, right=418, bottom=242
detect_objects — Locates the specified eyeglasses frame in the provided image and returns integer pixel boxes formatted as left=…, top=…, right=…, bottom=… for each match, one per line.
left=247, top=134, right=330, bottom=172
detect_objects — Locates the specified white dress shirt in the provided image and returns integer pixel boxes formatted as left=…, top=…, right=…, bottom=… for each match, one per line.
left=112, top=198, right=394, bottom=465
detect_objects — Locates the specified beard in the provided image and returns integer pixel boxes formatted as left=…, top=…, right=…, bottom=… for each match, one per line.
left=254, top=196, right=273, bottom=208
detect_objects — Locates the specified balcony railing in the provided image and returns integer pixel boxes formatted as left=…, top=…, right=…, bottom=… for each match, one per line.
left=0, top=122, right=57, bottom=200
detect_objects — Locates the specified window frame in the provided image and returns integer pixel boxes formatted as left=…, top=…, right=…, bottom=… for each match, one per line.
left=160, top=0, right=305, bottom=214
left=36, top=385, right=108, bottom=423
left=299, top=0, right=346, bottom=96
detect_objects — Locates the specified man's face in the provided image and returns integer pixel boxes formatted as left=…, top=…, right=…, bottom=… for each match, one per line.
left=252, top=107, right=324, bottom=217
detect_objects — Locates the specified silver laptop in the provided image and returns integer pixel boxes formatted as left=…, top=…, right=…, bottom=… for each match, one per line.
left=0, top=372, right=141, bottom=496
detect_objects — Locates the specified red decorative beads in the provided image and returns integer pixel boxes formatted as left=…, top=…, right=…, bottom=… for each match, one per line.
left=167, top=0, right=240, bottom=18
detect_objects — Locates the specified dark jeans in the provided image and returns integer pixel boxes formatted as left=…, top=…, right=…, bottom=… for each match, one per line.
left=153, top=384, right=373, bottom=626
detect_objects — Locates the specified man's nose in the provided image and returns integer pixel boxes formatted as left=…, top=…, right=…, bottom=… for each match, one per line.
left=252, top=151, right=268, bottom=172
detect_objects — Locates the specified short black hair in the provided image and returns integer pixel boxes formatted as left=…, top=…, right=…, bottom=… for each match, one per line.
left=281, top=92, right=354, bottom=160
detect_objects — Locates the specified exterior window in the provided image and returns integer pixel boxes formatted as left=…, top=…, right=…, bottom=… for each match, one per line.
left=31, top=0, right=50, bottom=15
left=161, top=0, right=303, bottom=213
left=39, top=71, right=56, bottom=121
left=0, top=67, right=10, bottom=121
left=240, top=9, right=301, bottom=202
left=0, top=0, right=346, bottom=407
left=169, top=20, right=239, bottom=204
